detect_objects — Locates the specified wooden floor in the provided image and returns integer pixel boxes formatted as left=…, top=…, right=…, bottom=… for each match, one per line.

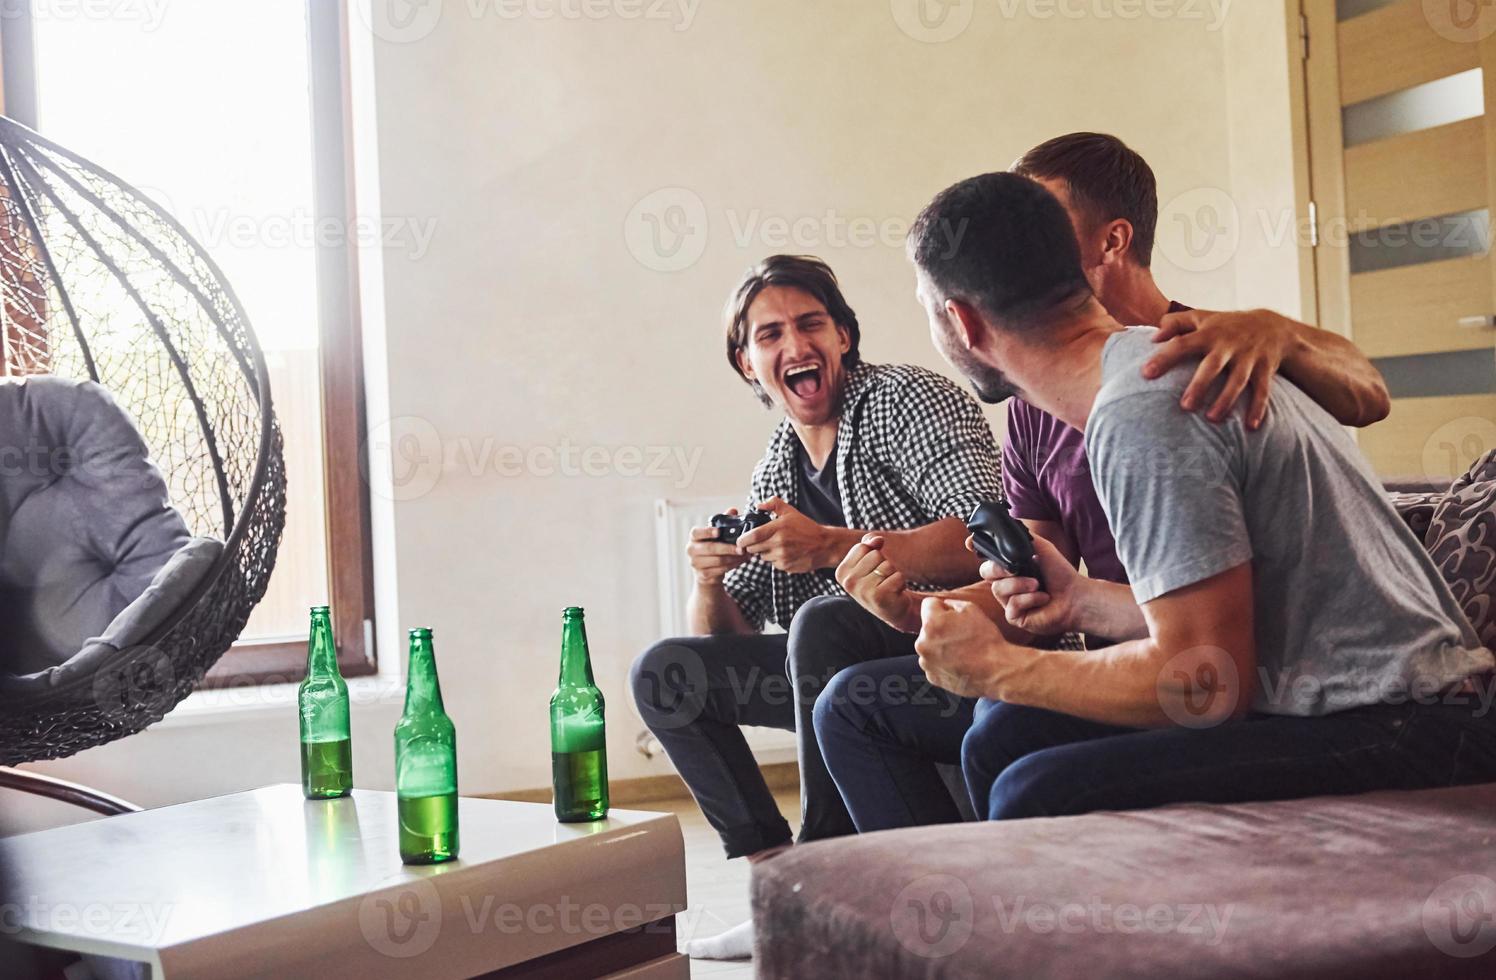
left=658, top=789, right=800, bottom=980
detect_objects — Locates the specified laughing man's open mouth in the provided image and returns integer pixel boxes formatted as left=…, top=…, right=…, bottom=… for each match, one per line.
left=784, top=362, right=823, bottom=399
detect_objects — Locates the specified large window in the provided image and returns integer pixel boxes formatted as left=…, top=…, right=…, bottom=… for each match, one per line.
left=1, top=1, right=374, bottom=683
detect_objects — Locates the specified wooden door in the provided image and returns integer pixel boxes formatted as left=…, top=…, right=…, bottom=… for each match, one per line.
left=1305, top=0, right=1496, bottom=479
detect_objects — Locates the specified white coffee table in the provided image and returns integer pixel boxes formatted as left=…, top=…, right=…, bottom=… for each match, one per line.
left=0, top=784, right=688, bottom=978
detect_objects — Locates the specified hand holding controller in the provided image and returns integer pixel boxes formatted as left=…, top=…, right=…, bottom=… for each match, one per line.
left=711, top=508, right=773, bottom=545
left=966, top=500, right=1045, bottom=591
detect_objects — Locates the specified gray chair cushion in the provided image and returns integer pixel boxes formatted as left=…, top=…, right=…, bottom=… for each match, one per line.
left=86, top=535, right=223, bottom=652
left=0, top=535, right=223, bottom=696
left=0, top=376, right=211, bottom=676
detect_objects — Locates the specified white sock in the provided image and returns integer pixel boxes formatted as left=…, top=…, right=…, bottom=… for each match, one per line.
left=684, top=918, right=755, bottom=960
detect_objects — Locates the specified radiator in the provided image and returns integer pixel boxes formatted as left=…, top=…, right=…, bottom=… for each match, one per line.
left=650, top=498, right=797, bottom=761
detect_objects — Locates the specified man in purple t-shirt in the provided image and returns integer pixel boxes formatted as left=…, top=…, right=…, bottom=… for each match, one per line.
left=1002, top=134, right=1390, bottom=604
left=812, top=133, right=1392, bottom=834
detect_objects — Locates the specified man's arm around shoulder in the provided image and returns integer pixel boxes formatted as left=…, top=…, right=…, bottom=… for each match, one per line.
left=1143, top=308, right=1390, bottom=430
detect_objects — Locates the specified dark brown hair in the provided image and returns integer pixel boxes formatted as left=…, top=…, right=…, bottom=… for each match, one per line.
left=724, top=255, right=861, bottom=404
left=1012, top=132, right=1158, bottom=267
left=908, top=172, right=1091, bottom=334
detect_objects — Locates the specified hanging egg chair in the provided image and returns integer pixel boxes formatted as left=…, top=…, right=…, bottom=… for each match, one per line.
left=0, top=114, right=286, bottom=765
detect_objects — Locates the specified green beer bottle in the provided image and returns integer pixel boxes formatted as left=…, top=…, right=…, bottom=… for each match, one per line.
left=550, top=607, right=609, bottom=822
left=395, top=627, right=459, bottom=864
left=298, top=606, right=352, bottom=800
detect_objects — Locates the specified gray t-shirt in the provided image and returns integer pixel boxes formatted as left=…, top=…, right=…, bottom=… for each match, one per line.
left=1085, top=327, right=1493, bottom=716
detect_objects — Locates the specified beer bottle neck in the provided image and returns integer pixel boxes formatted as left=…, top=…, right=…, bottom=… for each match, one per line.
left=558, top=617, right=594, bottom=688
left=307, top=610, right=337, bottom=675
left=404, top=634, right=446, bottom=714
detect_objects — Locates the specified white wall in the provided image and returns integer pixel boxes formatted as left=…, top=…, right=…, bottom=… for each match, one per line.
left=8, top=0, right=1304, bottom=833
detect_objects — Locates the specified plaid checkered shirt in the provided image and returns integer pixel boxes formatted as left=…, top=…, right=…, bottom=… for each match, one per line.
left=723, top=361, right=1004, bottom=631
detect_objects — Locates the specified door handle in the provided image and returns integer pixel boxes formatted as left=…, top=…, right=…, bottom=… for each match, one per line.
left=1459, top=315, right=1496, bottom=329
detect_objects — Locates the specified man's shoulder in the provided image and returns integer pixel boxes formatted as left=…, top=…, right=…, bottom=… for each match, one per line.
left=1087, top=331, right=1239, bottom=464
left=853, top=362, right=975, bottom=409
left=1092, top=327, right=1191, bottom=415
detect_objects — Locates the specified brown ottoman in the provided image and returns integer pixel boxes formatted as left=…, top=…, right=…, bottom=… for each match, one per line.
left=753, top=783, right=1496, bottom=978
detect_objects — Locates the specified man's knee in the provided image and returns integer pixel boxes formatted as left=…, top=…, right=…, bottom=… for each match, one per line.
left=786, top=595, right=864, bottom=678
left=961, top=700, right=1030, bottom=813
left=811, top=664, right=870, bottom=745
left=812, top=664, right=856, bottom=725
left=630, top=639, right=704, bottom=721
left=961, top=700, right=1024, bottom=767
left=986, top=751, right=1077, bottom=821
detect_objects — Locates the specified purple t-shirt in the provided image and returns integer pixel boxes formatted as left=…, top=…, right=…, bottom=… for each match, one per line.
left=1003, top=400, right=1127, bottom=584
left=1002, top=302, right=1190, bottom=586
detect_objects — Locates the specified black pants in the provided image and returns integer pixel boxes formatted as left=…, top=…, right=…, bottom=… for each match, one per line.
left=629, top=596, right=916, bottom=858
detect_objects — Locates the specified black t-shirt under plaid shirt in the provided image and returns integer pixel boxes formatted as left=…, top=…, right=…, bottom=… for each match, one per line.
left=723, top=362, right=1004, bottom=631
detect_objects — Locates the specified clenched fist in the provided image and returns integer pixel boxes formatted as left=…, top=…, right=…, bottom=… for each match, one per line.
left=915, top=597, right=1010, bottom=699
left=836, top=533, right=920, bottom=633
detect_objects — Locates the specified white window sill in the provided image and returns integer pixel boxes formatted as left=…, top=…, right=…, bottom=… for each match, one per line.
left=153, top=673, right=406, bottom=729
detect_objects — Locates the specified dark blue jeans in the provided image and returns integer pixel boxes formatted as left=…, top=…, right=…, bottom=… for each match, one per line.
left=813, top=654, right=975, bottom=831
left=630, top=597, right=917, bottom=858
left=817, top=654, right=1496, bottom=828
left=965, top=693, right=1496, bottom=820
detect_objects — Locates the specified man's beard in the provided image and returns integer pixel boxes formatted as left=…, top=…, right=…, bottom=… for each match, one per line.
left=966, top=366, right=1019, bottom=404
left=949, top=344, right=1020, bottom=404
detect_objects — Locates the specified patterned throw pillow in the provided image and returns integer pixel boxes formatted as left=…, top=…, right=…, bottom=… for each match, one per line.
left=1424, top=450, right=1496, bottom=650
left=1389, top=490, right=1443, bottom=540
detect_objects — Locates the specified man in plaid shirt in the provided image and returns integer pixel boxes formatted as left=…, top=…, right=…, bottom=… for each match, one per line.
left=630, top=254, right=1001, bottom=958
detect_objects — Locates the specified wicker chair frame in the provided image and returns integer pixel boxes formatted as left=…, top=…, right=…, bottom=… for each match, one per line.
left=0, top=116, right=286, bottom=765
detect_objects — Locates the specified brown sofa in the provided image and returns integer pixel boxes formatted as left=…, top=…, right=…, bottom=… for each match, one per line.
left=754, top=783, right=1496, bottom=978
left=752, top=466, right=1496, bottom=977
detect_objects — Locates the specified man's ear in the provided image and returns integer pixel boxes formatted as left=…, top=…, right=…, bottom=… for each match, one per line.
left=1098, top=218, right=1136, bottom=268
left=736, top=346, right=755, bottom=383
left=944, top=298, right=986, bottom=351
left=835, top=322, right=852, bottom=355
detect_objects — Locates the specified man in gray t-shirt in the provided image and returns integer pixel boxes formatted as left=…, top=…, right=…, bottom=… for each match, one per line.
left=827, top=171, right=1496, bottom=823
left=1088, top=327, right=1488, bottom=716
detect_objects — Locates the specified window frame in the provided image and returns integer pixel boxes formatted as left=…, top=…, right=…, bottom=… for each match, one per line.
left=0, top=0, right=376, bottom=686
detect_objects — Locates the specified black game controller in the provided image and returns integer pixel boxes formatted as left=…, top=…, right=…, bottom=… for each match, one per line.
left=712, top=508, right=773, bottom=545
left=966, top=500, right=1045, bottom=590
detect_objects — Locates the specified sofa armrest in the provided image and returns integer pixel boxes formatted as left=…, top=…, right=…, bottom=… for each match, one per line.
left=1383, top=476, right=1450, bottom=495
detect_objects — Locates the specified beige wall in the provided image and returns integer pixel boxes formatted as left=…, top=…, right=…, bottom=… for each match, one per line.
left=12, top=0, right=1306, bottom=830
left=1221, top=0, right=1311, bottom=319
